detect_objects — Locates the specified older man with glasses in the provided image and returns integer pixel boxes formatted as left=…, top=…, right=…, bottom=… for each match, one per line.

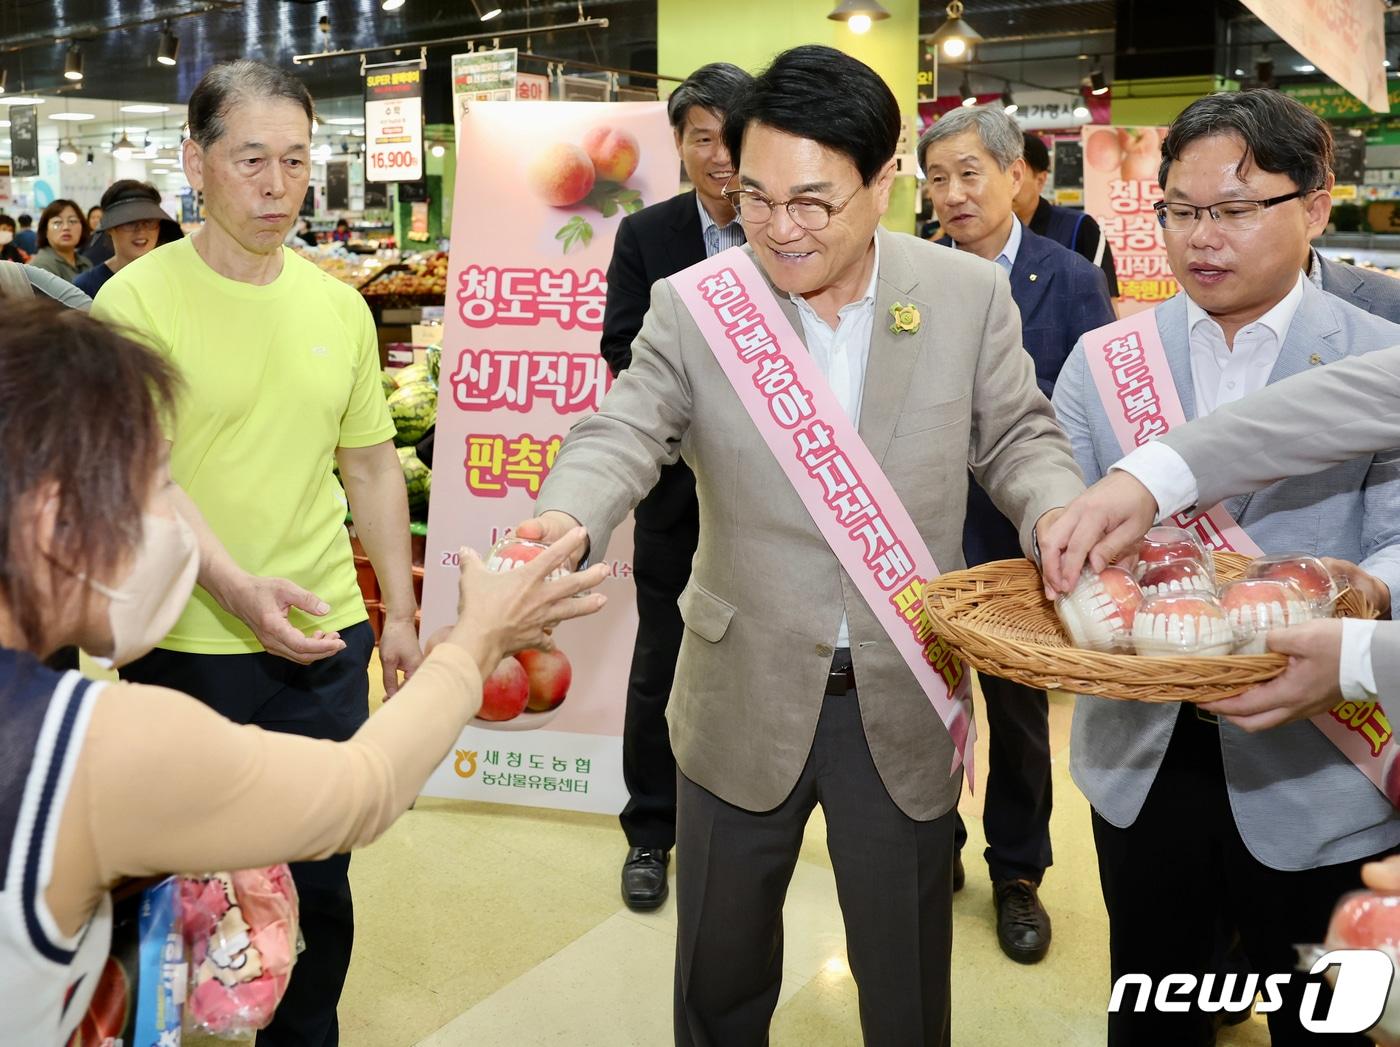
left=512, top=45, right=1085, bottom=1046
left=1051, top=88, right=1400, bottom=1047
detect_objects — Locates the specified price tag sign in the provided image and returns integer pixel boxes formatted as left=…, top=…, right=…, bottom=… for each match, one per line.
left=365, top=61, right=424, bottom=183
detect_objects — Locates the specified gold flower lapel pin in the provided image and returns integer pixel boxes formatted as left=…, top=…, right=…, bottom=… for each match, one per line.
left=889, top=302, right=921, bottom=335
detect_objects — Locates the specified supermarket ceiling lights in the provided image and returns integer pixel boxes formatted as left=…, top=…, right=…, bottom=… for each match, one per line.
left=468, top=0, right=502, bottom=21
left=158, top=23, right=180, bottom=67
left=382, top=0, right=406, bottom=9
left=930, top=0, right=982, bottom=60
left=959, top=74, right=975, bottom=107
left=122, top=104, right=170, bottom=114
left=64, top=46, right=83, bottom=82
left=826, top=0, right=890, bottom=35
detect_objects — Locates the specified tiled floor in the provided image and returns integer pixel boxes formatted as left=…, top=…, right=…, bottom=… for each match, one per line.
left=333, top=663, right=1273, bottom=1046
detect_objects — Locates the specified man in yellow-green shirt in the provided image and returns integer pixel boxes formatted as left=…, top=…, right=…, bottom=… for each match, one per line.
left=93, top=59, right=421, bottom=1046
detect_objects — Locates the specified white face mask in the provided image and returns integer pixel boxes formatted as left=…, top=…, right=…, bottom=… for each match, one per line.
left=85, top=512, right=199, bottom=668
left=0, top=231, right=12, bottom=246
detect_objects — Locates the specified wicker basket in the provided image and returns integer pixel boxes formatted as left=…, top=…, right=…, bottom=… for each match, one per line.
left=922, top=554, right=1375, bottom=703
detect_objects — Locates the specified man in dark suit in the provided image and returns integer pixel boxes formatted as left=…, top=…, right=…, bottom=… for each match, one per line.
left=600, top=62, right=753, bottom=912
left=1015, top=131, right=1120, bottom=300
left=920, top=105, right=1115, bottom=964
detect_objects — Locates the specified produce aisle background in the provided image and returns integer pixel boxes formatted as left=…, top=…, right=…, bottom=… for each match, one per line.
left=331, top=659, right=1274, bottom=1046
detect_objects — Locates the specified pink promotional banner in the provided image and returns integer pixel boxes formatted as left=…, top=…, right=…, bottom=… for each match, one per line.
left=1240, top=0, right=1388, bottom=115
left=1081, top=125, right=1177, bottom=316
left=418, top=100, right=678, bottom=814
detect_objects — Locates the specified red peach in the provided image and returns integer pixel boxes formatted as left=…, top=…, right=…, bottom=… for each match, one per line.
left=1248, top=556, right=1335, bottom=604
left=581, top=125, right=640, bottom=183
left=485, top=538, right=567, bottom=583
left=1328, top=890, right=1400, bottom=951
left=1099, top=566, right=1144, bottom=629
left=478, top=658, right=530, bottom=721
left=518, top=648, right=572, bottom=712
left=1144, top=594, right=1226, bottom=619
left=528, top=142, right=596, bottom=207
left=1139, top=558, right=1214, bottom=595
left=1219, top=579, right=1300, bottom=614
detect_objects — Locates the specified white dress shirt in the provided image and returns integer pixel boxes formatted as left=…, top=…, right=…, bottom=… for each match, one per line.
left=697, top=194, right=745, bottom=257
left=1111, top=274, right=1379, bottom=699
left=790, top=236, right=881, bottom=649
left=991, top=218, right=1023, bottom=275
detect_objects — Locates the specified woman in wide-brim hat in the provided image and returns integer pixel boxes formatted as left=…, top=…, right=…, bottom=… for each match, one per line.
left=73, top=180, right=183, bottom=300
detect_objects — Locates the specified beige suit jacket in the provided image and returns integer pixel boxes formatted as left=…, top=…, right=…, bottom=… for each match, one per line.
left=538, top=228, right=1085, bottom=819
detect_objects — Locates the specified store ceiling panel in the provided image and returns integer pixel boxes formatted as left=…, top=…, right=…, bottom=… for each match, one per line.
left=0, top=0, right=655, bottom=111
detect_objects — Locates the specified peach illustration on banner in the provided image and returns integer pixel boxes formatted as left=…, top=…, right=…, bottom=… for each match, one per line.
left=528, top=142, right=596, bottom=207
left=582, top=126, right=640, bottom=183
left=529, top=124, right=648, bottom=253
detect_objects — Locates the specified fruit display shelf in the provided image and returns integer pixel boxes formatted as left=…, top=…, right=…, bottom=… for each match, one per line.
left=922, top=554, right=1375, bottom=703
left=358, top=251, right=449, bottom=310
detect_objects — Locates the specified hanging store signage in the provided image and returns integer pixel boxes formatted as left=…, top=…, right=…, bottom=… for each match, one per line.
left=9, top=105, right=38, bottom=179
left=365, top=61, right=424, bottom=183
left=451, top=49, right=518, bottom=148
left=1240, top=0, right=1388, bottom=114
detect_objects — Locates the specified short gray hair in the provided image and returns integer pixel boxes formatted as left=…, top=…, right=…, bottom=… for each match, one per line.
left=917, top=105, right=1024, bottom=174
left=187, top=60, right=316, bottom=149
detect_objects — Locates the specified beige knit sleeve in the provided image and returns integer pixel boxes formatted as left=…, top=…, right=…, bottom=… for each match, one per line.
left=48, top=643, right=483, bottom=935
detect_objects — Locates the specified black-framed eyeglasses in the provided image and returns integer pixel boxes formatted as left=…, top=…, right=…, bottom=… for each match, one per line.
left=722, top=185, right=864, bottom=231
left=1152, top=188, right=1322, bottom=232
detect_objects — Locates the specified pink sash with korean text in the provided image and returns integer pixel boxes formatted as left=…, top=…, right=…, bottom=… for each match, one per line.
left=668, top=247, right=976, bottom=784
left=1083, top=311, right=1397, bottom=804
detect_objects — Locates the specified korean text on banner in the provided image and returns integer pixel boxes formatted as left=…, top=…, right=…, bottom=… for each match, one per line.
left=365, top=61, right=424, bottom=183
left=419, top=102, right=678, bottom=815
left=1240, top=0, right=1389, bottom=115
left=1081, top=124, right=1176, bottom=316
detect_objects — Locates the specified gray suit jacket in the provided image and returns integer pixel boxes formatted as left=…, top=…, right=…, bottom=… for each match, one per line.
left=537, top=228, right=1085, bottom=820
left=1160, top=344, right=1400, bottom=743
left=1052, top=280, right=1400, bottom=869
left=1317, top=251, right=1400, bottom=325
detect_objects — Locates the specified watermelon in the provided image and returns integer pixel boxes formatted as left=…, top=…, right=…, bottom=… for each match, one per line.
left=393, top=362, right=433, bottom=389
left=387, top=380, right=437, bottom=446
left=398, top=446, right=432, bottom=514
left=427, top=345, right=442, bottom=387
left=380, top=371, right=397, bottom=398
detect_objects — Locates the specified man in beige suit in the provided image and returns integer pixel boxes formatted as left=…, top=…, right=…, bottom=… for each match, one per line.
left=518, top=46, right=1084, bottom=1046
left=1043, top=344, right=1400, bottom=728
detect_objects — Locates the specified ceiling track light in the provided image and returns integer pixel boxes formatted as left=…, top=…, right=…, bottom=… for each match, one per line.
left=826, top=0, right=891, bottom=34
left=931, top=0, right=982, bottom=60
left=64, top=45, right=84, bottom=82
left=959, top=74, right=976, bottom=107
left=59, top=139, right=79, bottom=164
left=1089, top=65, right=1108, bottom=96
left=1002, top=87, right=1017, bottom=115
left=468, top=0, right=503, bottom=20
left=0, top=68, right=8, bottom=95
left=158, top=22, right=180, bottom=66
left=1256, top=45, right=1274, bottom=86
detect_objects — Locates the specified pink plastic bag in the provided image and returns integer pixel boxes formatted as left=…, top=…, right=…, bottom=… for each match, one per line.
left=179, top=865, right=300, bottom=1040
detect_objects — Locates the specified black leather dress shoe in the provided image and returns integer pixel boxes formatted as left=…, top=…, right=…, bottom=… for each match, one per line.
left=953, top=853, right=965, bottom=893
left=993, top=879, right=1051, bottom=964
left=622, top=846, right=670, bottom=911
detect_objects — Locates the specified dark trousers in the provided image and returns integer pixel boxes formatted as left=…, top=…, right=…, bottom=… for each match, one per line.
left=619, top=520, right=699, bottom=851
left=121, top=621, right=375, bottom=1047
left=953, top=672, right=1053, bottom=883
left=674, top=676, right=956, bottom=1047
left=1093, top=703, right=1387, bottom=1047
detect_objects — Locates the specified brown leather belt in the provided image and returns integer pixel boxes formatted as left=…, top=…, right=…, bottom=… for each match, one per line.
left=825, top=648, right=856, bottom=695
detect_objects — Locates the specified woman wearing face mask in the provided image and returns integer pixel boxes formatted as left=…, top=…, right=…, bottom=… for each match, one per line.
left=73, top=181, right=182, bottom=300
left=0, top=303, right=609, bottom=1045
left=27, top=200, right=93, bottom=284
left=0, top=215, right=25, bottom=263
